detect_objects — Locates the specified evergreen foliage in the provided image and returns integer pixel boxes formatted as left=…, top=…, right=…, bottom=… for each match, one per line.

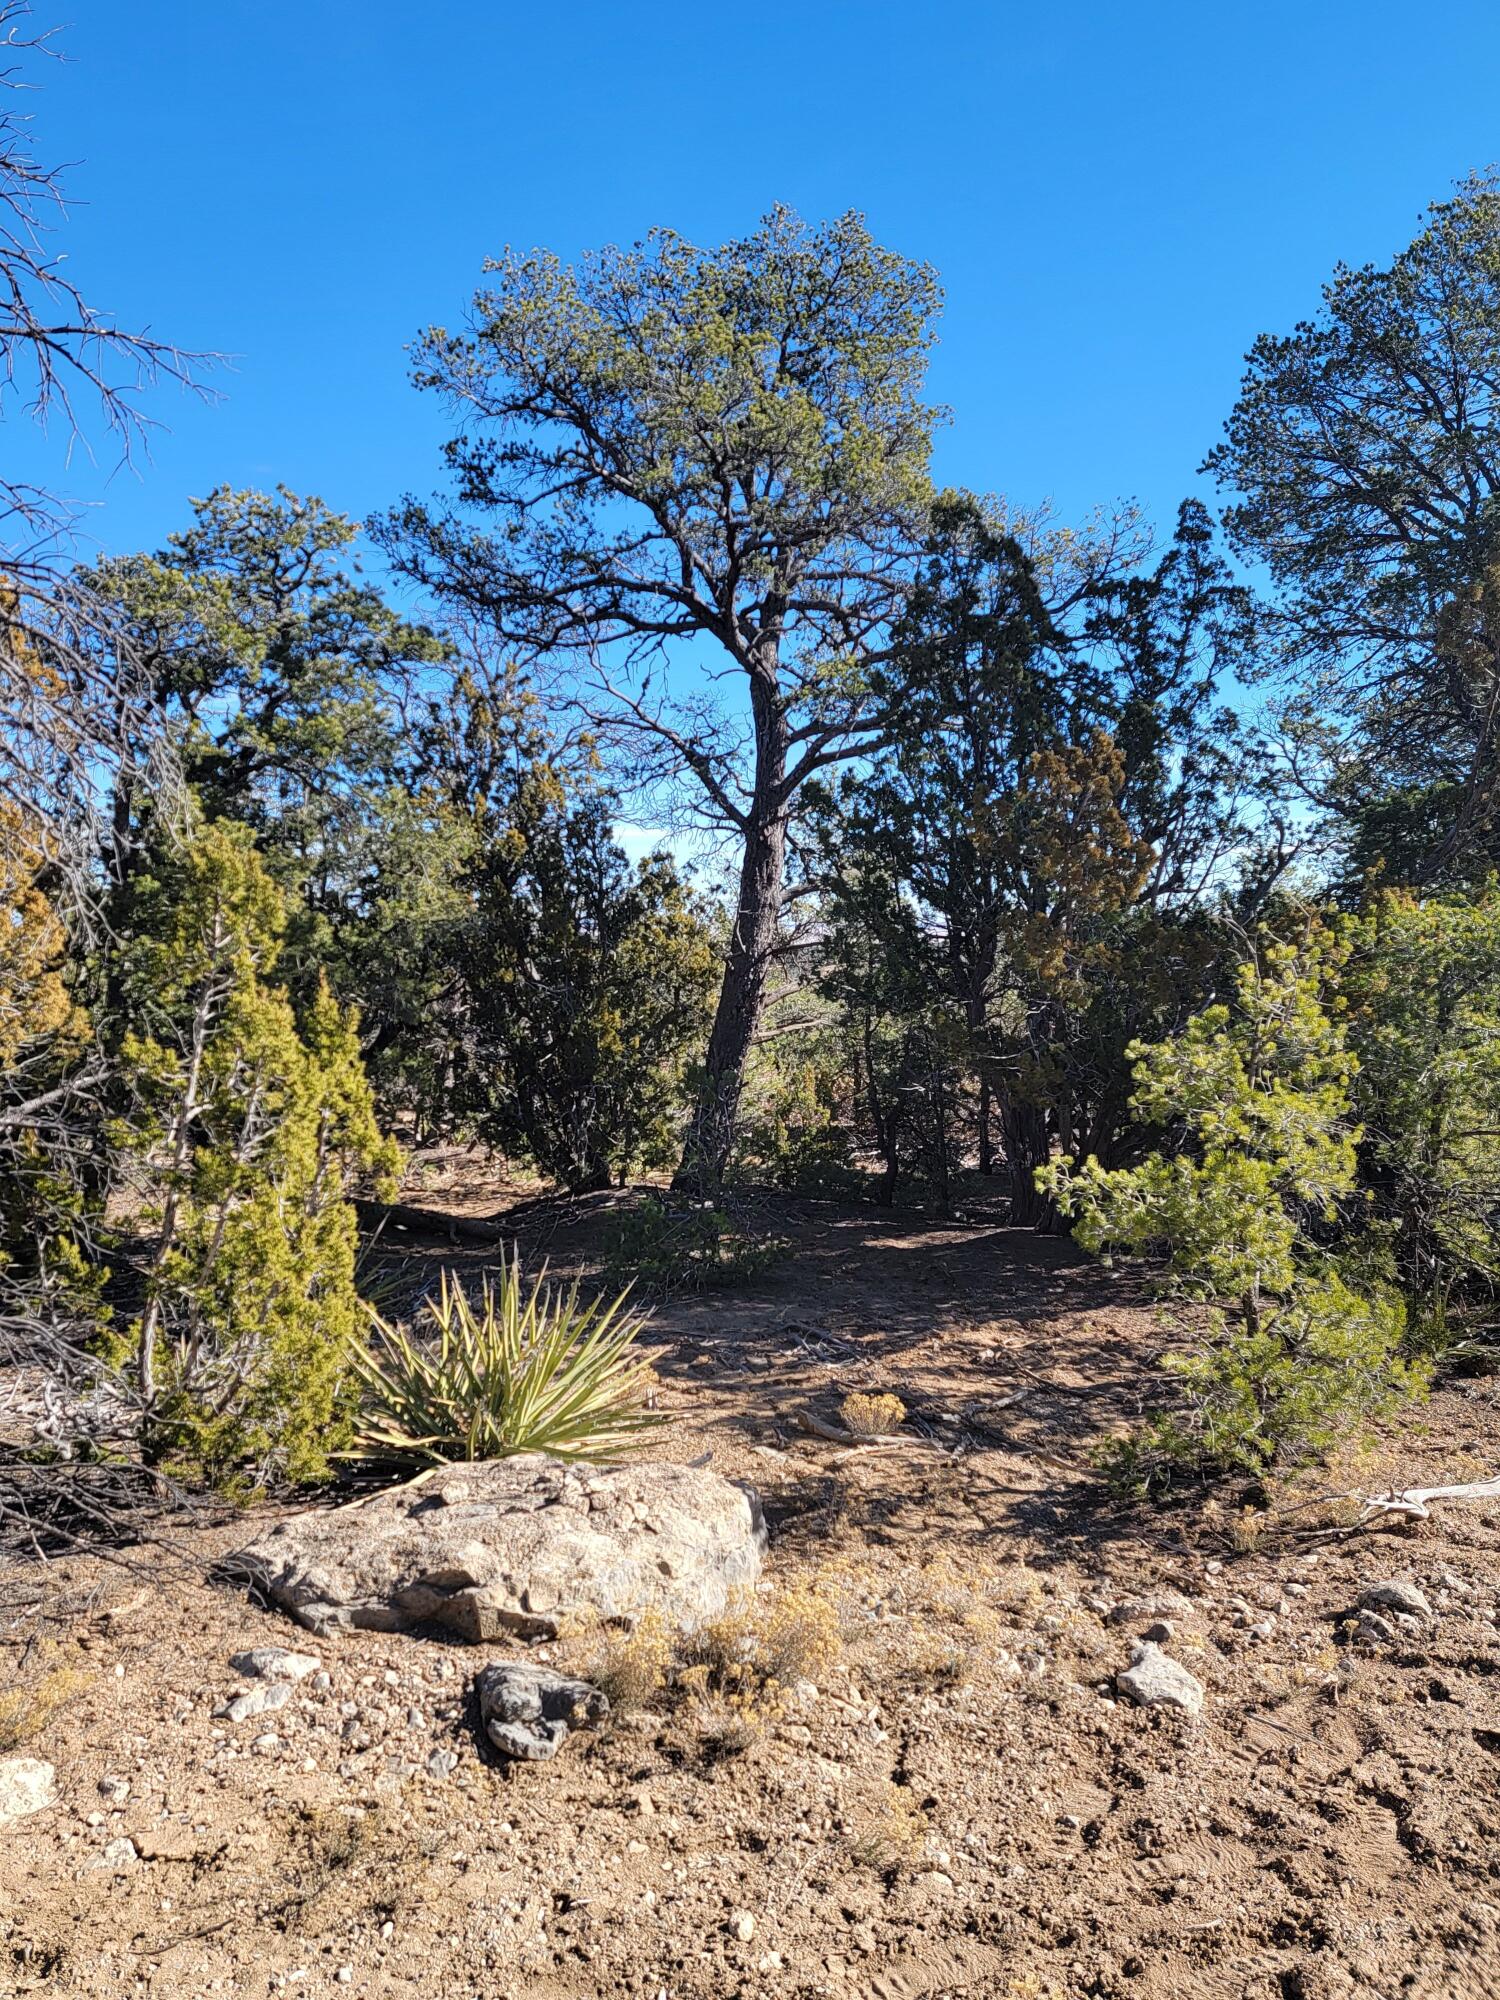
left=1041, top=938, right=1425, bottom=1486
left=112, top=818, right=399, bottom=1488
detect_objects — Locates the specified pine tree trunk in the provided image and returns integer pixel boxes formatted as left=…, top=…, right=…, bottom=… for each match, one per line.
left=675, top=662, right=788, bottom=1195
left=1001, top=1096, right=1052, bottom=1228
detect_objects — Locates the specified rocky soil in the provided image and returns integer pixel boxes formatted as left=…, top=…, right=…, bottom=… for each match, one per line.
left=3, top=1179, right=1500, bottom=2000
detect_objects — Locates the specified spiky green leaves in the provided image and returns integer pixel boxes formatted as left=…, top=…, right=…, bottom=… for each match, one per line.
left=349, top=1254, right=664, bottom=1468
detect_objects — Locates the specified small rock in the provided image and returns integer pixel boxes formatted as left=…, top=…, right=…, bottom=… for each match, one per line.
left=97, top=1776, right=130, bottom=1805
left=915, top=1870, right=955, bottom=1893
left=228, top=1647, right=322, bottom=1683
left=1351, top=1607, right=1396, bottom=1645
left=1245, top=1619, right=1276, bottom=1643
left=1358, top=1578, right=1434, bottom=1622
left=215, top=1682, right=292, bottom=1725
left=1141, top=1619, right=1175, bottom=1643
left=98, top=1836, right=138, bottom=1872
left=1116, top=1642, right=1205, bottom=1717
left=0, top=1756, right=57, bottom=1824
left=426, top=1748, right=459, bottom=1779
left=475, top=1660, right=609, bottom=1762
left=1105, top=1591, right=1195, bottom=1630
left=732, top=1911, right=756, bottom=1941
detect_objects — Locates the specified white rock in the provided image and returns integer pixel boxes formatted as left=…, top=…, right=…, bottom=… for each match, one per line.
left=229, top=1647, right=322, bottom=1683
left=216, top=1682, right=293, bottom=1725
left=97, top=1775, right=130, bottom=1805
left=97, top=1835, right=137, bottom=1871
left=1116, top=1642, right=1205, bottom=1716
left=732, top=1911, right=756, bottom=1941
left=0, top=1756, right=57, bottom=1824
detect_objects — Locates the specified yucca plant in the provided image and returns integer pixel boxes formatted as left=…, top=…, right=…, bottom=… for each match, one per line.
left=348, top=1251, right=665, bottom=1467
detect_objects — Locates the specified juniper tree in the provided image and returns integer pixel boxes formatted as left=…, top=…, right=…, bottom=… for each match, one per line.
left=114, top=819, right=399, bottom=1488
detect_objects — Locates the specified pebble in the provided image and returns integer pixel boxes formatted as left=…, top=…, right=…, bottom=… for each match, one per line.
left=97, top=1776, right=130, bottom=1804
left=215, top=1683, right=292, bottom=1725
left=228, top=1647, right=322, bottom=1683
left=427, top=1749, right=459, bottom=1780
left=732, top=1911, right=756, bottom=1941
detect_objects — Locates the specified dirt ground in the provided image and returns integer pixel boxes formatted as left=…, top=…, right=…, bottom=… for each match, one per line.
left=4, top=1167, right=1500, bottom=2000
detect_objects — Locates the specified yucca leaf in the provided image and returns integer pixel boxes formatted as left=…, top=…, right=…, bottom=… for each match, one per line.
left=345, top=1246, right=665, bottom=1468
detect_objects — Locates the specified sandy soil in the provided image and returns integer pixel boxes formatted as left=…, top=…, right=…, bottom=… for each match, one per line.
left=3, top=1174, right=1500, bottom=2000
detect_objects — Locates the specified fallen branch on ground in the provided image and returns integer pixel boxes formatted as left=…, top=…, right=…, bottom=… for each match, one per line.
left=1358, top=1471, right=1500, bottom=1523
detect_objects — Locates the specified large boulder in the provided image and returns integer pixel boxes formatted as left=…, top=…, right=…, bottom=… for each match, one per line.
left=236, top=1453, right=766, bottom=1641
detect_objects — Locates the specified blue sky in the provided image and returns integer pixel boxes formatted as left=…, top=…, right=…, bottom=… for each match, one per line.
left=17, top=0, right=1500, bottom=577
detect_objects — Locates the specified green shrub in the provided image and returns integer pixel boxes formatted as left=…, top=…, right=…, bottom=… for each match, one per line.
left=603, top=1194, right=781, bottom=1294
left=114, top=821, right=400, bottom=1491
left=1099, top=1274, right=1424, bottom=1495
left=349, top=1253, right=664, bottom=1467
left=1046, top=935, right=1424, bottom=1490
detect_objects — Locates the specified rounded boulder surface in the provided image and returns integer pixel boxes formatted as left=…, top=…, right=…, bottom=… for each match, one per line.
left=234, top=1453, right=767, bottom=1641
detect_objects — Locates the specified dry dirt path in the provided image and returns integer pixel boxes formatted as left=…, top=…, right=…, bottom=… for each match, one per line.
left=4, top=1188, right=1500, bottom=1999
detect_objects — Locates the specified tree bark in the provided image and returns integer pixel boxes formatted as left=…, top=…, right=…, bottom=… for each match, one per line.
left=675, top=661, right=789, bottom=1195
left=1001, top=1095, right=1051, bottom=1228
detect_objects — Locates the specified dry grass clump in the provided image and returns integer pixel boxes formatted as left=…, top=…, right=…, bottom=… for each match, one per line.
left=838, top=1390, right=906, bottom=1436
left=852, top=1552, right=1050, bottom=1686
left=680, top=1583, right=843, bottom=1714
left=848, top=1779, right=928, bottom=1871
left=589, top=1609, right=670, bottom=1714
left=586, top=1580, right=846, bottom=1742
left=0, top=1657, right=90, bottom=1752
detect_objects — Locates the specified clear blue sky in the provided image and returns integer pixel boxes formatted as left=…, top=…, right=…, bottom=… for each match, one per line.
left=20, top=0, right=1500, bottom=571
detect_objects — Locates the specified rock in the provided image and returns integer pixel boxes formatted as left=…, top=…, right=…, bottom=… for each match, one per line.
left=215, top=1682, right=292, bottom=1725
left=1116, top=1642, right=1205, bottom=1716
left=236, top=1453, right=767, bottom=1642
left=1141, top=1619, right=1175, bottom=1643
left=228, top=1646, right=321, bottom=1682
left=426, top=1748, right=459, bottom=1780
left=97, top=1836, right=138, bottom=1871
left=1351, top=1608, right=1396, bottom=1646
left=1358, top=1578, right=1434, bottom=1623
left=97, top=1775, right=130, bottom=1805
left=732, top=1912, right=756, bottom=1941
left=0, top=1756, right=56, bottom=1824
left=1105, top=1591, right=1195, bottom=1631
left=476, top=1660, right=609, bottom=1762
